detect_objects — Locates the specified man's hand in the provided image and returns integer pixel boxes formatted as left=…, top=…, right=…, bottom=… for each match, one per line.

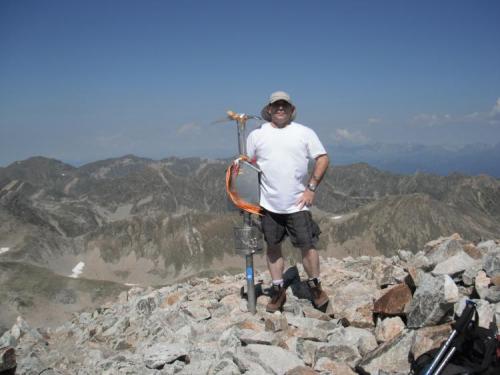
left=297, top=189, right=315, bottom=209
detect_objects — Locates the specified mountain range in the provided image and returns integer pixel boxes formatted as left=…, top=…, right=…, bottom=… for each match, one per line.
left=327, top=142, right=500, bottom=177
left=1, top=155, right=499, bottom=332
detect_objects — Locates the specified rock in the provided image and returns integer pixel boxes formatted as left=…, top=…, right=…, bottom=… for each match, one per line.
left=455, top=298, right=495, bottom=329
left=315, top=341, right=362, bottom=368
left=330, top=281, right=377, bottom=328
left=290, top=337, right=322, bottom=366
left=477, top=240, right=499, bottom=254
left=235, top=344, right=305, bottom=375
left=143, top=342, right=190, bottom=369
left=375, top=316, right=405, bottom=343
left=0, top=347, right=16, bottom=373
left=239, top=330, right=278, bottom=345
left=373, top=283, right=412, bottom=315
left=264, top=313, right=288, bottom=332
left=284, top=365, right=317, bottom=375
left=328, top=326, right=378, bottom=357
left=410, top=323, right=452, bottom=360
left=495, top=303, right=500, bottom=331
left=491, top=275, right=500, bottom=286
left=486, top=286, right=500, bottom=303
left=183, top=302, right=211, bottom=322
left=377, top=264, right=408, bottom=287
left=397, top=249, right=413, bottom=262
left=463, top=243, right=483, bottom=259
left=407, top=274, right=458, bottom=328
left=136, top=296, right=158, bottom=316
left=462, top=262, right=483, bottom=286
left=424, top=235, right=465, bottom=266
left=314, top=357, right=357, bottom=374
left=431, top=251, right=477, bottom=277
left=483, top=249, right=500, bottom=277
left=475, top=271, right=491, bottom=299
left=356, top=329, right=416, bottom=375
left=208, top=358, right=240, bottom=375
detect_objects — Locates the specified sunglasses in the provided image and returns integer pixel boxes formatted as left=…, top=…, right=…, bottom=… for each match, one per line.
left=270, top=100, right=292, bottom=109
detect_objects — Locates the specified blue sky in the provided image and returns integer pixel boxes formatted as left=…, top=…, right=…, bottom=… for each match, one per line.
left=1, top=0, right=499, bottom=166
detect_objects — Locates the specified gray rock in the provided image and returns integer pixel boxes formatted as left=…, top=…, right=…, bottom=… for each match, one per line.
left=483, top=249, right=500, bottom=277
left=425, top=237, right=465, bottom=266
left=183, top=302, right=212, bottom=322
left=316, top=341, right=362, bottom=368
left=235, top=344, right=305, bottom=375
left=431, top=251, right=477, bottom=277
left=329, top=281, right=377, bottom=327
left=455, top=298, right=495, bottom=329
left=486, top=286, right=500, bottom=303
left=407, top=274, right=458, bottom=328
left=477, top=240, right=499, bottom=254
left=143, top=342, right=189, bottom=369
left=462, top=262, right=484, bottom=286
left=239, top=330, right=278, bottom=345
left=208, top=359, right=241, bottom=375
left=264, top=313, right=288, bottom=332
left=328, top=326, right=377, bottom=357
left=356, top=329, right=416, bottom=375
left=178, top=360, right=213, bottom=374
left=293, top=337, right=322, bottom=366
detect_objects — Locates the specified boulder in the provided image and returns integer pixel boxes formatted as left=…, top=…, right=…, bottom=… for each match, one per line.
left=410, top=323, right=452, bottom=360
left=142, top=342, right=190, bottom=369
left=407, top=274, right=458, bottom=328
left=483, top=249, right=500, bottom=277
left=356, top=329, right=416, bottom=375
left=373, top=283, right=412, bottom=315
left=375, top=316, right=405, bottom=343
left=329, top=281, right=377, bottom=328
left=235, top=344, right=305, bottom=375
left=431, top=251, right=477, bottom=277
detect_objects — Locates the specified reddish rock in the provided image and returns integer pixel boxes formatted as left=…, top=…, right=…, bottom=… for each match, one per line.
left=491, top=275, right=500, bottom=287
left=463, top=243, right=482, bottom=259
left=373, top=283, right=412, bottom=315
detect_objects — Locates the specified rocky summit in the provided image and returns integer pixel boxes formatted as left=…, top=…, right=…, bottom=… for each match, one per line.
left=1, top=234, right=499, bottom=374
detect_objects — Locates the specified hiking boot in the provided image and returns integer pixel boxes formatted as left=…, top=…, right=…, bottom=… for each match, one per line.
left=266, top=284, right=286, bottom=313
left=307, top=279, right=329, bottom=309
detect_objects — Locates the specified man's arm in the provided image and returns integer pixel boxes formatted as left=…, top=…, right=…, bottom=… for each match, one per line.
left=308, top=154, right=329, bottom=187
left=297, top=154, right=329, bottom=209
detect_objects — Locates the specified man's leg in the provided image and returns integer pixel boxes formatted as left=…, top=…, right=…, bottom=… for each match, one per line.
left=301, top=247, right=320, bottom=279
left=267, top=243, right=284, bottom=281
left=265, top=243, right=287, bottom=312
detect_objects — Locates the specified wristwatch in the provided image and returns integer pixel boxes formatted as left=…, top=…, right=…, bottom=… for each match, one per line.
left=307, top=183, right=317, bottom=192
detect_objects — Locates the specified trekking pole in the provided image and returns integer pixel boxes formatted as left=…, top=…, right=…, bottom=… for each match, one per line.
left=422, top=300, right=477, bottom=375
left=226, top=110, right=263, bottom=314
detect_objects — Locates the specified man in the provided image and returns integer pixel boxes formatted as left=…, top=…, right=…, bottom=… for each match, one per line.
left=247, top=91, right=330, bottom=312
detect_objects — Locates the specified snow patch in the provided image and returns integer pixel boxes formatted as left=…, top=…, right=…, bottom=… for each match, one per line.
left=125, top=283, right=139, bottom=287
left=69, top=262, right=85, bottom=278
left=332, top=215, right=343, bottom=220
left=0, top=247, right=10, bottom=255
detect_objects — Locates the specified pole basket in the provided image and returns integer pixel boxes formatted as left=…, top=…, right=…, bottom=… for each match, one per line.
left=233, top=225, right=263, bottom=255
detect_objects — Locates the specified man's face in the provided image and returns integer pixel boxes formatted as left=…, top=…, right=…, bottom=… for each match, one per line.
left=268, top=100, right=294, bottom=127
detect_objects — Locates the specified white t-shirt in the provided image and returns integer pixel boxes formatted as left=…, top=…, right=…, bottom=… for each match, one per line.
left=246, top=122, right=327, bottom=214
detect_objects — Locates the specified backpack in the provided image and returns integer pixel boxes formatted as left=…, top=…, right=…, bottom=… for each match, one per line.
left=411, top=301, right=500, bottom=375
